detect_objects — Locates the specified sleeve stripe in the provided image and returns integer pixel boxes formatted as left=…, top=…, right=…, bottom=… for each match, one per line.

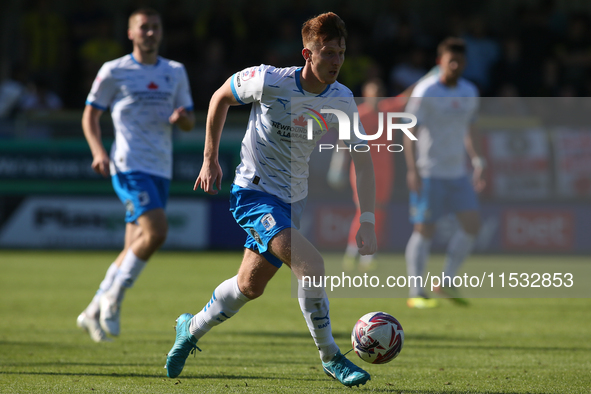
left=85, top=100, right=108, bottom=111
left=230, top=74, right=246, bottom=105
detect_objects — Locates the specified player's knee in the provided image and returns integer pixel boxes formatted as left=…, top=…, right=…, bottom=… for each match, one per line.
left=464, top=221, right=480, bottom=236
left=416, top=224, right=435, bottom=238
left=462, top=215, right=481, bottom=236
left=239, top=280, right=266, bottom=300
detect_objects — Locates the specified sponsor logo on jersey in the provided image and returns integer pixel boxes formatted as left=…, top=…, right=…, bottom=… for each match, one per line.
left=273, top=120, right=313, bottom=140
left=236, top=73, right=241, bottom=87
left=131, top=90, right=172, bottom=102
left=293, top=116, right=307, bottom=127
left=147, top=81, right=159, bottom=90
left=241, top=67, right=257, bottom=81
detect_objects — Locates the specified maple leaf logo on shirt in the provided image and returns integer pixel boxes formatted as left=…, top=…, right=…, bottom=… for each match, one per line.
left=293, top=115, right=307, bottom=127
left=147, top=82, right=159, bottom=90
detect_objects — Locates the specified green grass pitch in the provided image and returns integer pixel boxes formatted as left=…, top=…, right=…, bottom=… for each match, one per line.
left=1, top=250, right=590, bottom=393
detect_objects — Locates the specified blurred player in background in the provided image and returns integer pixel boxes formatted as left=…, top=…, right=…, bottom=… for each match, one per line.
left=77, top=7, right=195, bottom=342
left=327, top=78, right=399, bottom=271
left=166, top=12, right=376, bottom=388
left=404, top=37, right=485, bottom=309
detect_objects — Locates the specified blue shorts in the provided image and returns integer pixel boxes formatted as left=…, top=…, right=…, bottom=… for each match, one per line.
left=112, top=171, right=170, bottom=223
left=409, top=176, right=479, bottom=224
left=230, top=184, right=306, bottom=268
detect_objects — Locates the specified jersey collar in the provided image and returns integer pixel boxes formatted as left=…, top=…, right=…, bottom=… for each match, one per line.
left=295, top=67, right=331, bottom=97
left=437, top=77, right=460, bottom=90
left=130, top=53, right=160, bottom=67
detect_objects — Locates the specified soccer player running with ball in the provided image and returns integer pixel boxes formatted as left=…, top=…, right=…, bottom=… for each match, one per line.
left=403, top=38, right=486, bottom=309
left=165, top=12, right=377, bottom=387
left=77, top=8, right=195, bottom=342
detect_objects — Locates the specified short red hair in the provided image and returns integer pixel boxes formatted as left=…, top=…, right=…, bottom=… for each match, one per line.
left=301, top=12, right=347, bottom=49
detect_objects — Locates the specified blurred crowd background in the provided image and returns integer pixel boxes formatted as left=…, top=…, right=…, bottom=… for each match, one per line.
left=2, top=0, right=591, bottom=120
left=0, top=0, right=590, bottom=253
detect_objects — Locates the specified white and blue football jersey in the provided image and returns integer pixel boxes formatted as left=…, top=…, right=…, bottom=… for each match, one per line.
left=406, top=74, right=479, bottom=178
left=230, top=64, right=364, bottom=203
left=86, top=54, right=194, bottom=180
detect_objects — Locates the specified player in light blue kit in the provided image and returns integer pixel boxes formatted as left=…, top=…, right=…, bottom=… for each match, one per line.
left=165, top=13, right=376, bottom=387
left=403, top=38, right=486, bottom=309
left=77, top=8, right=195, bottom=342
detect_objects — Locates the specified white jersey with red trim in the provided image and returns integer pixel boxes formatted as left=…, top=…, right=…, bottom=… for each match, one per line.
left=230, top=64, right=364, bottom=203
left=86, top=54, right=194, bottom=179
left=406, top=74, right=479, bottom=178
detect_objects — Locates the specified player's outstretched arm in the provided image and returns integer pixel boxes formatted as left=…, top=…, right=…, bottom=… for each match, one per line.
left=169, top=106, right=195, bottom=131
left=403, top=126, right=421, bottom=192
left=82, top=105, right=110, bottom=178
left=350, top=149, right=377, bottom=256
left=195, top=77, right=240, bottom=195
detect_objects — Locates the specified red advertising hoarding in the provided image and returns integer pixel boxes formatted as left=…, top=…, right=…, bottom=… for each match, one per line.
left=502, top=210, right=574, bottom=252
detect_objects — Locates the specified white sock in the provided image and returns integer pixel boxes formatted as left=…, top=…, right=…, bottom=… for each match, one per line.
left=405, top=232, right=432, bottom=298
left=298, top=280, right=339, bottom=363
left=443, top=229, right=475, bottom=281
left=85, top=262, right=119, bottom=318
left=105, top=249, right=147, bottom=303
left=359, top=254, right=374, bottom=266
left=189, top=276, right=250, bottom=340
left=345, top=243, right=358, bottom=258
